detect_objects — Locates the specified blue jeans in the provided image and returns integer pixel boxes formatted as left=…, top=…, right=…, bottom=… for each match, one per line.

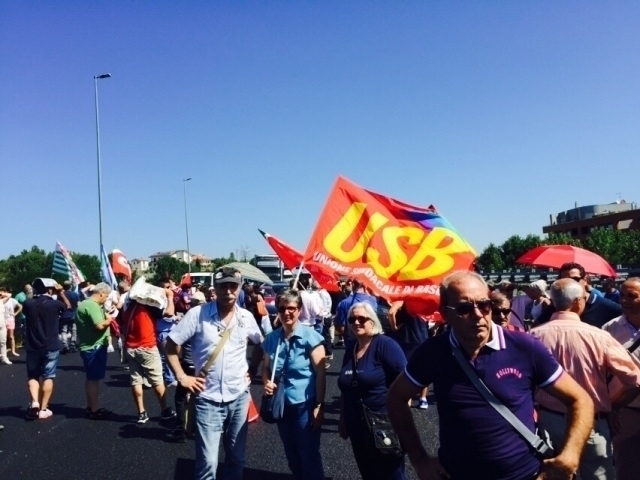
left=26, top=349, right=60, bottom=379
left=276, top=400, right=324, bottom=480
left=194, top=390, right=250, bottom=480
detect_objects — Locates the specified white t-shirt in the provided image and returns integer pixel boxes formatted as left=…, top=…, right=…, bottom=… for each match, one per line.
left=317, top=289, right=332, bottom=319
left=104, top=291, right=120, bottom=318
left=4, top=298, right=18, bottom=321
left=299, top=290, right=323, bottom=326
left=169, top=302, right=262, bottom=402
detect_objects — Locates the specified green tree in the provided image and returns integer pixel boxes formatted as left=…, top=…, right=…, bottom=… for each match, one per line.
left=544, top=233, right=582, bottom=247
left=499, top=234, right=544, bottom=267
left=72, top=253, right=101, bottom=283
left=475, top=243, right=505, bottom=271
left=149, top=256, right=190, bottom=284
left=0, top=246, right=51, bottom=294
left=616, top=230, right=640, bottom=265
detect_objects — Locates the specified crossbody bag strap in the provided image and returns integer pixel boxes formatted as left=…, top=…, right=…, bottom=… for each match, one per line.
left=622, top=335, right=640, bottom=355
left=451, top=346, right=554, bottom=458
left=198, top=326, right=234, bottom=378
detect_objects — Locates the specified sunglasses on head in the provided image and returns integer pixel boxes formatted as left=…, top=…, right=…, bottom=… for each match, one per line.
left=277, top=306, right=298, bottom=314
left=446, top=299, right=492, bottom=316
left=492, top=307, right=512, bottom=316
left=348, top=315, right=370, bottom=325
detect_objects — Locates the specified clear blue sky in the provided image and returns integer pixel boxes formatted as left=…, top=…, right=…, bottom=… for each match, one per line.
left=3, top=2, right=639, bottom=261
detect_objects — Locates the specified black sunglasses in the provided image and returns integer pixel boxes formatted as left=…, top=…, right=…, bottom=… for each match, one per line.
left=446, top=299, right=492, bottom=316
left=492, top=307, right=512, bottom=316
left=277, top=306, right=298, bottom=314
left=569, top=276, right=584, bottom=283
left=348, top=315, right=371, bottom=325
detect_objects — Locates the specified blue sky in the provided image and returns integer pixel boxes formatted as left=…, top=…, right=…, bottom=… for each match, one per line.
left=2, top=2, right=639, bottom=261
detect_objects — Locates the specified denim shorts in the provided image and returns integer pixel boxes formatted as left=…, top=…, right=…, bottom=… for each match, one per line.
left=26, top=350, right=60, bottom=380
left=80, top=344, right=108, bottom=381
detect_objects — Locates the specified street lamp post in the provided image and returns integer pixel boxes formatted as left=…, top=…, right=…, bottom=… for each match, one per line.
left=94, top=73, right=111, bottom=255
left=183, top=177, right=192, bottom=273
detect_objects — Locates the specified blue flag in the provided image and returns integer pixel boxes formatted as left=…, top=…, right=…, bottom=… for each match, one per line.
left=101, top=245, right=117, bottom=288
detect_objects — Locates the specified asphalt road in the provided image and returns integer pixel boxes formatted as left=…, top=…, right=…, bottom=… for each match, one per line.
left=0, top=345, right=439, bottom=480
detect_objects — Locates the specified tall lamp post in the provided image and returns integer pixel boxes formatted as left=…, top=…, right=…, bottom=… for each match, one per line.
left=94, top=73, right=111, bottom=255
left=183, top=177, right=192, bottom=273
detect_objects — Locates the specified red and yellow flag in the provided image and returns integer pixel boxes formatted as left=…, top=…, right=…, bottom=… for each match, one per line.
left=303, top=176, right=476, bottom=310
left=258, top=229, right=340, bottom=292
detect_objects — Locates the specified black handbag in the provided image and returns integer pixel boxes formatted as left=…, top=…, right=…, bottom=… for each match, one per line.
left=352, top=345, right=404, bottom=457
left=260, top=340, right=287, bottom=424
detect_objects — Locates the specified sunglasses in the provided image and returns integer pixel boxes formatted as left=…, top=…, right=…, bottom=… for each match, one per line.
left=348, top=315, right=371, bottom=325
left=569, top=276, right=584, bottom=283
left=446, top=299, right=492, bottom=316
left=277, top=306, right=298, bottom=314
left=492, top=307, right=512, bottom=316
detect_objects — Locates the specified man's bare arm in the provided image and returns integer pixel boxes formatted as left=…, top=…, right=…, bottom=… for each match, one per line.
left=388, top=373, right=448, bottom=479
left=540, top=372, right=594, bottom=477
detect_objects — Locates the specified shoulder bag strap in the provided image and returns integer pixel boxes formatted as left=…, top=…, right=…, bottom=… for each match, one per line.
left=622, top=335, right=640, bottom=354
left=198, top=326, right=235, bottom=378
left=451, top=345, right=554, bottom=458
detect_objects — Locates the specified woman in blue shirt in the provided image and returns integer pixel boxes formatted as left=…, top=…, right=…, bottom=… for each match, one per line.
left=338, top=301, right=408, bottom=480
left=262, top=289, right=326, bottom=480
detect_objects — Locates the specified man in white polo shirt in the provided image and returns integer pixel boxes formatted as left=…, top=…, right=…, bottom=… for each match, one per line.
left=166, top=267, right=263, bottom=480
left=295, top=276, right=323, bottom=328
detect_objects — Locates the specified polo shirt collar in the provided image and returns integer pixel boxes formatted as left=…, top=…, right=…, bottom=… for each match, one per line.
left=549, top=310, right=581, bottom=322
left=207, top=301, right=239, bottom=323
left=449, top=321, right=505, bottom=351
left=283, top=322, right=305, bottom=340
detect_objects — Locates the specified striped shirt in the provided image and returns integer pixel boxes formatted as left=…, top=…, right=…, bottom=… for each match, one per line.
left=531, top=311, right=640, bottom=413
left=602, top=314, right=640, bottom=408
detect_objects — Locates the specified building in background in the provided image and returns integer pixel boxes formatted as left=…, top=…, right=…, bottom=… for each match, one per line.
left=149, top=249, right=192, bottom=265
left=543, top=200, right=640, bottom=242
left=130, top=258, right=150, bottom=272
left=191, top=254, right=213, bottom=271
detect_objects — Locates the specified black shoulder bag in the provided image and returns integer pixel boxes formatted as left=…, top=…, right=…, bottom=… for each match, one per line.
left=352, top=343, right=404, bottom=457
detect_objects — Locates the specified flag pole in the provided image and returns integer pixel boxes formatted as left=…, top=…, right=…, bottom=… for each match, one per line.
left=293, top=261, right=304, bottom=289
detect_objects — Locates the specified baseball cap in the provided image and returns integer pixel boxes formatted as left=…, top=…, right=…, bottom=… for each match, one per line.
left=214, top=267, right=242, bottom=285
left=191, top=291, right=206, bottom=305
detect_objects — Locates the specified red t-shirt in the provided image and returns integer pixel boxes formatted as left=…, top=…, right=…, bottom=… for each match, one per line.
left=123, top=303, right=157, bottom=349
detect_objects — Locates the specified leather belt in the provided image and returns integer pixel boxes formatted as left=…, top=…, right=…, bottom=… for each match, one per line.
left=538, top=405, right=609, bottom=421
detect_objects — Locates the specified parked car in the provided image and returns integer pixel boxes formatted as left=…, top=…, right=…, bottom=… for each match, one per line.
left=271, top=281, right=291, bottom=295
left=258, top=285, right=276, bottom=305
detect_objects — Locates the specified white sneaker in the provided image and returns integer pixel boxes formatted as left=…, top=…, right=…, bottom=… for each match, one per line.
left=38, top=408, right=53, bottom=419
left=107, top=345, right=115, bottom=353
left=0, top=357, right=12, bottom=365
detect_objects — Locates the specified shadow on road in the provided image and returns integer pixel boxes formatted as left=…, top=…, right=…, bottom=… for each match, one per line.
left=119, top=423, right=172, bottom=440
left=104, top=373, right=131, bottom=388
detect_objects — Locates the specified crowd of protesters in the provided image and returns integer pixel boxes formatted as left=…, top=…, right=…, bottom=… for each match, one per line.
left=2, top=262, right=640, bottom=480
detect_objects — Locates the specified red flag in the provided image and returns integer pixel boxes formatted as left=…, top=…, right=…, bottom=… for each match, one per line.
left=111, top=249, right=132, bottom=282
left=303, top=176, right=476, bottom=310
left=258, top=229, right=340, bottom=292
left=180, top=272, right=192, bottom=287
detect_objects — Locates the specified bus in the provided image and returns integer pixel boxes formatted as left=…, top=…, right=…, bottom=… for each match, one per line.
left=254, top=254, right=292, bottom=282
